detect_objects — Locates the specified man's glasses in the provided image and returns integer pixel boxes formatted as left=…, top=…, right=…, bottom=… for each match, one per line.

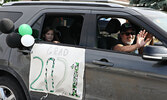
left=122, top=32, right=136, bottom=36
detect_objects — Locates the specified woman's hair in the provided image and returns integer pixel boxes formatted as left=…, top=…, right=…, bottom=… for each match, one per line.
left=42, top=27, right=59, bottom=42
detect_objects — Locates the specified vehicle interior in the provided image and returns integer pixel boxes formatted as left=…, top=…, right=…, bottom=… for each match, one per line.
left=41, top=14, right=83, bottom=45
left=31, top=13, right=161, bottom=55
left=97, top=16, right=159, bottom=54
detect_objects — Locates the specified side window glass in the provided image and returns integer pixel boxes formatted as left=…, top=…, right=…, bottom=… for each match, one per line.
left=41, top=14, right=83, bottom=45
left=0, top=11, right=22, bottom=23
left=32, top=15, right=45, bottom=40
left=0, top=12, right=22, bottom=35
left=97, top=16, right=159, bottom=55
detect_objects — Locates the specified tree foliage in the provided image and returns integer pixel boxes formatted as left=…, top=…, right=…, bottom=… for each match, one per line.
left=130, top=0, right=167, bottom=11
left=3, top=0, right=19, bottom=3
left=0, top=0, right=19, bottom=5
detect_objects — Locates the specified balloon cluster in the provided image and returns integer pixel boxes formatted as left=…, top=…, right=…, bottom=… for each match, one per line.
left=0, top=18, right=35, bottom=48
left=18, top=24, right=35, bottom=47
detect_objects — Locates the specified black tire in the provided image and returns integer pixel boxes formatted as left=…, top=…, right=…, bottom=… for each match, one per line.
left=0, top=76, right=26, bottom=100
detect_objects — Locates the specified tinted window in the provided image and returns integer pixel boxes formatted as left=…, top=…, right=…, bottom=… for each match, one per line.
left=32, top=15, right=45, bottom=39
left=0, top=11, right=22, bottom=22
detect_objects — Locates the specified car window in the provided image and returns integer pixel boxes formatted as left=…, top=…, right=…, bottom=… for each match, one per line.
left=97, top=17, right=127, bottom=50
left=32, top=15, right=45, bottom=40
left=0, top=11, right=22, bottom=23
left=0, top=11, right=22, bottom=35
left=32, top=13, right=84, bottom=45
left=97, top=16, right=160, bottom=55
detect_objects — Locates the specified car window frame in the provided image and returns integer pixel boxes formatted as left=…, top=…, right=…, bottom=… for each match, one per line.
left=28, top=8, right=91, bottom=48
left=89, top=9, right=165, bottom=56
left=31, top=14, right=46, bottom=39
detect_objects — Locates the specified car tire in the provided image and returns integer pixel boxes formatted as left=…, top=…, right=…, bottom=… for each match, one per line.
left=0, top=75, right=26, bottom=100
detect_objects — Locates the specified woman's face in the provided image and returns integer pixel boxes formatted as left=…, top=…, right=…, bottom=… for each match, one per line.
left=44, top=30, right=54, bottom=42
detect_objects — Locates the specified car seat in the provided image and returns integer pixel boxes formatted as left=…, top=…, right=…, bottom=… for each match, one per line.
left=70, top=18, right=83, bottom=45
left=56, top=26, right=75, bottom=44
left=98, top=18, right=121, bottom=49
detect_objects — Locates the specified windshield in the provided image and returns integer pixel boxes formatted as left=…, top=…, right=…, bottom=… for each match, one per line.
left=132, top=7, right=167, bottom=32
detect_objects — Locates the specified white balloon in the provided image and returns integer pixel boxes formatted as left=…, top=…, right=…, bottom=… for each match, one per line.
left=21, top=35, right=35, bottom=47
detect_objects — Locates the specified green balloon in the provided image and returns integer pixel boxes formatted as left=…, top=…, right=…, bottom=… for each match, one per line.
left=18, top=24, right=32, bottom=36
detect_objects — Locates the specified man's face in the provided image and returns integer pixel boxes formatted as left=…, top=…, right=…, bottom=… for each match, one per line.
left=121, top=29, right=136, bottom=45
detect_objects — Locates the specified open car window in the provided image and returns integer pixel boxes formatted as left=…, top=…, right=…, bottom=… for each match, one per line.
left=32, top=13, right=84, bottom=45
left=97, top=16, right=161, bottom=55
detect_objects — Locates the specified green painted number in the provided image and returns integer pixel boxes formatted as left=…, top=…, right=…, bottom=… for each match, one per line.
left=30, top=56, right=44, bottom=91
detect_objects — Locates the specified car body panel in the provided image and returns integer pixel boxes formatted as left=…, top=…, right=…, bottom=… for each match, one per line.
left=0, top=34, right=11, bottom=66
left=0, top=1, right=167, bottom=100
left=85, top=49, right=167, bottom=100
left=84, top=7, right=167, bottom=100
left=6, top=5, right=90, bottom=98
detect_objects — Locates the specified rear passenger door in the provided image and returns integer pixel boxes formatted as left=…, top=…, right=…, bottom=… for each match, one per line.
left=30, top=9, right=90, bottom=100
left=9, top=8, right=91, bottom=100
left=84, top=10, right=167, bottom=100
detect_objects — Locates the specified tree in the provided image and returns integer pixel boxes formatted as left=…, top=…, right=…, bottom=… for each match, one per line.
left=130, top=0, right=167, bottom=11
left=4, top=0, right=19, bottom=3
left=0, top=0, right=19, bottom=6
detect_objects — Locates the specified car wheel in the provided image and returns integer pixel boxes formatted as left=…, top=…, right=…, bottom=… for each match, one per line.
left=0, top=76, right=26, bottom=100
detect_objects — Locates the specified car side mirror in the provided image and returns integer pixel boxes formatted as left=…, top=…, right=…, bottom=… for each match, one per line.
left=142, top=45, right=167, bottom=61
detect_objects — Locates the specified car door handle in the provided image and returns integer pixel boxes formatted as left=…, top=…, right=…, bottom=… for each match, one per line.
left=92, top=60, right=114, bottom=67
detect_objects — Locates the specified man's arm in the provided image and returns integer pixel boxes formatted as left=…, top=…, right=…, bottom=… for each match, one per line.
left=113, top=30, right=151, bottom=52
left=113, top=43, right=139, bottom=52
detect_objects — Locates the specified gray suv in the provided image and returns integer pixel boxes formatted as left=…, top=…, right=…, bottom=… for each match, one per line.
left=0, top=1, right=167, bottom=100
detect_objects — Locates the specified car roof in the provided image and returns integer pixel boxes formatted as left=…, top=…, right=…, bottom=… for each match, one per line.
left=2, top=1, right=125, bottom=8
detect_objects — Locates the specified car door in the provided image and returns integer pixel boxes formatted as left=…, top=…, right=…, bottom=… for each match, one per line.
left=84, top=10, right=167, bottom=100
left=9, top=8, right=90, bottom=100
